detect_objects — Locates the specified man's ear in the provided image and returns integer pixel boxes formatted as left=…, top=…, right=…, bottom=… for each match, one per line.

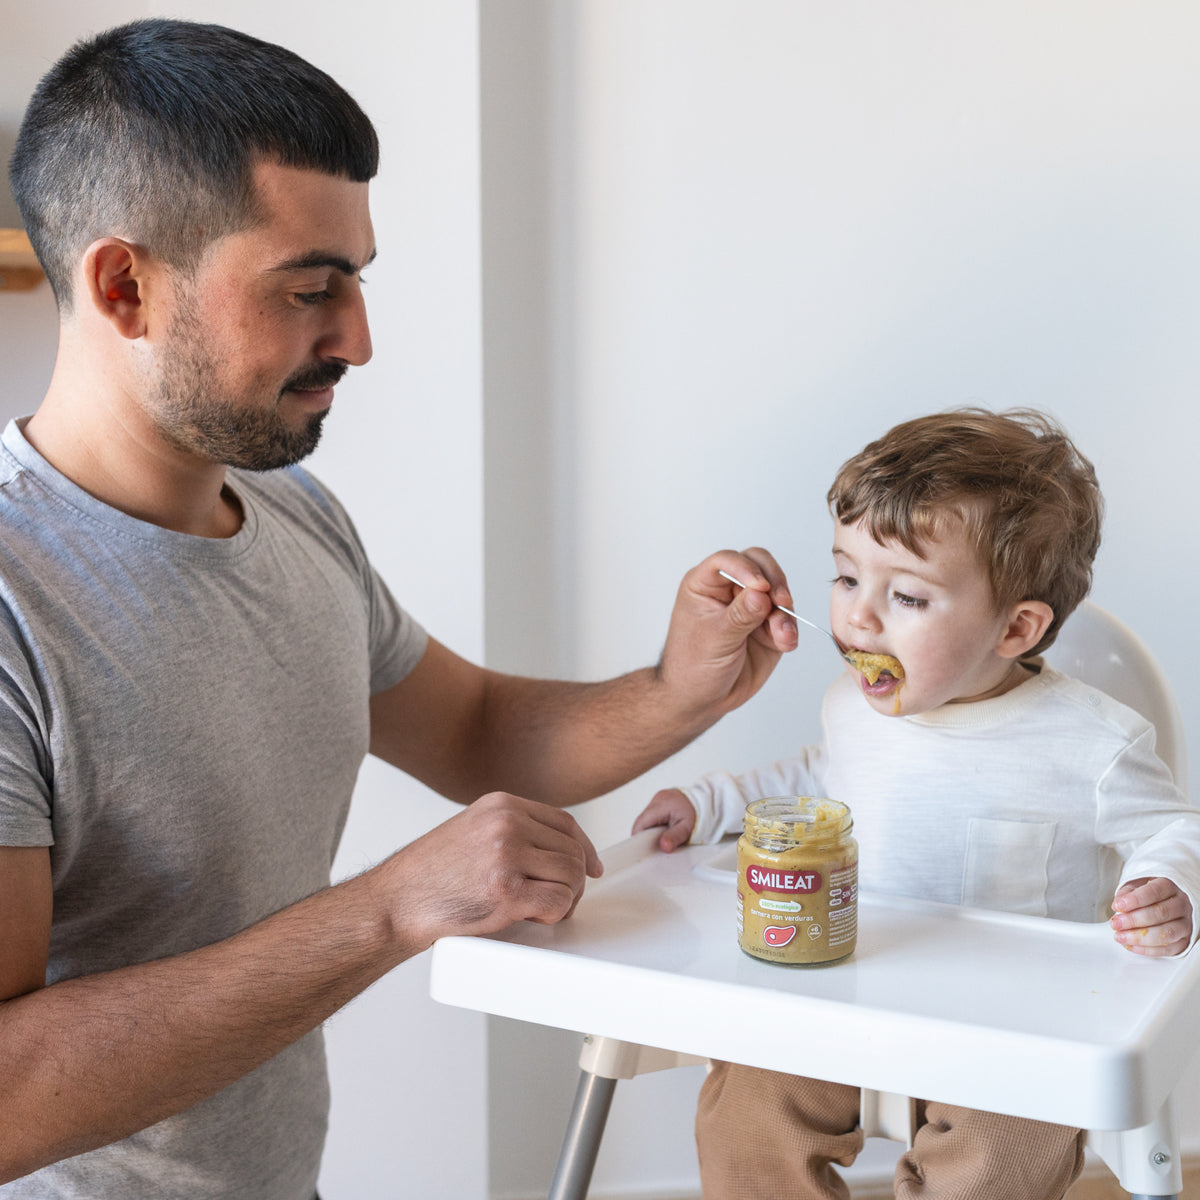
left=997, top=600, right=1054, bottom=660
left=83, top=239, right=151, bottom=339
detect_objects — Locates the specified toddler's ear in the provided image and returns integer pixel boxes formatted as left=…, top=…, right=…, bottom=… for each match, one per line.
left=997, top=600, right=1053, bottom=659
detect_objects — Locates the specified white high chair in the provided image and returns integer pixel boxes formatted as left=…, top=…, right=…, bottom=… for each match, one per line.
left=548, top=601, right=1192, bottom=1200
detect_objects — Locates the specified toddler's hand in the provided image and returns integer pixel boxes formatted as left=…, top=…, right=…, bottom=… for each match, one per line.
left=1111, top=876, right=1194, bottom=957
left=632, top=788, right=696, bottom=853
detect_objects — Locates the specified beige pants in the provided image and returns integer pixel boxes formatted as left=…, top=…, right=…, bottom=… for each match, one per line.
left=696, top=1062, right=1086, bottom=1200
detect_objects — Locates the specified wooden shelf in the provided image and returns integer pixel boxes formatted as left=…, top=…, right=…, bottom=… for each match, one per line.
left=0, top=229, right=45, bottom=292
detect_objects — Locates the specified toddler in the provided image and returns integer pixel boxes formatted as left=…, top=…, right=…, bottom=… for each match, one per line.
left=634, top=408, right=1200, bottom=1200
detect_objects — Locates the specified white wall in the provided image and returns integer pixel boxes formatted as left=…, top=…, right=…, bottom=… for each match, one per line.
left=481, top=3, right=1200, bottom=1197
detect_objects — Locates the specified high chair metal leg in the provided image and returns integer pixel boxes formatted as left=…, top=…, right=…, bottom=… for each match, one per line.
left=547, top=1036, right=709, bottom=1200
left=547, top=1070, right=616, bottom=1200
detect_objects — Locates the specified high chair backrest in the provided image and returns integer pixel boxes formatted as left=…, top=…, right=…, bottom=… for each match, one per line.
left=1044, top=601, right=1188, bottom=792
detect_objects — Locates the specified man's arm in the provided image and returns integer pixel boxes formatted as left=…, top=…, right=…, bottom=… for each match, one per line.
left=0, top=797, right=598, bottom=1183
left=1, top=847, right=50, bottom=1000
left=1, top=548, right=786, bottom=1180
left=369, top=549, right=799, bottom=804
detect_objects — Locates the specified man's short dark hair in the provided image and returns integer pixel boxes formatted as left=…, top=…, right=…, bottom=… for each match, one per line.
left=9, top=19, right=380, bottom=309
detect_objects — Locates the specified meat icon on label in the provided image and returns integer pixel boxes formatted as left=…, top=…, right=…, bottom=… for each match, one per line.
left=763, top=925, right=797, bottom=947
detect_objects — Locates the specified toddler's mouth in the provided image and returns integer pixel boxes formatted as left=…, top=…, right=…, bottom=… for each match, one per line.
left=845, top=648, right=905, bottom=686
left=846, top=648, right=906, bottom=715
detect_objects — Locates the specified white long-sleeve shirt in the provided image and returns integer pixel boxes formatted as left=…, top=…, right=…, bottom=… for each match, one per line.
left=684, top=666, right=1200, bottom=934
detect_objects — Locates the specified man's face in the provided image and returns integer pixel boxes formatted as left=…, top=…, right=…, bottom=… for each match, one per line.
left=146, top=161, right=375, bottom=471
left=829, top=517, right=1023, bottom=716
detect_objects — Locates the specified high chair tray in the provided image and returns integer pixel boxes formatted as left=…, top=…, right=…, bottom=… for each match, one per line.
left=430, top=831, right=1200, bottom=1130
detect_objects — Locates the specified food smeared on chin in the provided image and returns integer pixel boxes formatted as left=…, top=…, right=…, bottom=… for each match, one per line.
left=845, top=649, right=906, bottom=714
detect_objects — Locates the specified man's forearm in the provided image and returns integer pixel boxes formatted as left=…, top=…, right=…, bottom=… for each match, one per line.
left=370, top=560, right=796, bottom=809
left=477, top=666, right=714, bottom=806
left=1, top=790, right=597, bottom=1185
left=0, top=864, right=406, bottom=1184
left=474, top=552, right=800, bottom=807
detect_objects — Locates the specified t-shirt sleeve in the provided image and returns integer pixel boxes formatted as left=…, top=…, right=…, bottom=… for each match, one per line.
left=362, top=565, right=428, bottom=696
left=285, top=467, right=428, bottom=696
left=0, top=606, right=53, bottom=847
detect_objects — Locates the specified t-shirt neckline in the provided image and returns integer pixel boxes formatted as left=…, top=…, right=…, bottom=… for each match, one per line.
left=2, top=417, right=260, bottom=563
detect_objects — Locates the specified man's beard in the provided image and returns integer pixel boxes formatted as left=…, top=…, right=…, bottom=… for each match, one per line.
left=151, top=309, right=345, bottom=472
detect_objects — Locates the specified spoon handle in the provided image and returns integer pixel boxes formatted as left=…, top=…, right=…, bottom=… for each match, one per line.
left=718, top=570, right=842, bottom=648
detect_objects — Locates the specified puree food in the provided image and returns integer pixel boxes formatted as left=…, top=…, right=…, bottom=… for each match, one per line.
left=845, top=649, right=905, bottom=714
left=737, top=797, right=858, bottom=965
left=845, top=649, right=904, bottom=685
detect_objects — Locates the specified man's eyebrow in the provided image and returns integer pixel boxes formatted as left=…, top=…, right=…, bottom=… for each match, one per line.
left=270, top=249, right=377, bottom=275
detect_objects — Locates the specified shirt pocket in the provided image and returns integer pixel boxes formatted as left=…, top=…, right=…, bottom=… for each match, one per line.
left=962, top=818, right=1056, bottom=917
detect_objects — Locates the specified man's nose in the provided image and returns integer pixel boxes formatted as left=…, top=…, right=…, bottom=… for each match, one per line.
left=322, top=287, right=373, bottom=367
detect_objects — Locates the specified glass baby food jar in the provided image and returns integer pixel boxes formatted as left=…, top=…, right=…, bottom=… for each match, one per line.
left=737, top=797, right=858, bottom=965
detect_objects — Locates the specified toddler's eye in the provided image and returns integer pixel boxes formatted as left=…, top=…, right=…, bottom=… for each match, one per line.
left=893, top=591, right=927, bottom=609
left=831, top=574, right=856, bottom=590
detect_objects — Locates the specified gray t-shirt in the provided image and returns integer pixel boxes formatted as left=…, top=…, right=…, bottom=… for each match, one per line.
left=0, top=419, right=427, bottom=1198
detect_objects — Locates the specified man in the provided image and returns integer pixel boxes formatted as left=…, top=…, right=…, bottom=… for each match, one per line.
left=0, top=19, right=798, bottom=1197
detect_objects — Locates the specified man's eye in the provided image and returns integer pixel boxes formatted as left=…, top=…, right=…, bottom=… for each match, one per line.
left=296, top=290, right=332, bottom=306
left=893, top=591, right=927, bottom=609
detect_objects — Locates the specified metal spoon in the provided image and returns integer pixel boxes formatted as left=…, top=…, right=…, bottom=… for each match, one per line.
left=718, top=569, right=852, bottom=664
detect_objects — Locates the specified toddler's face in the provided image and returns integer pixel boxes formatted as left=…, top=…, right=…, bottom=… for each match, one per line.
left=829, top=518, right=1026, bottom=717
